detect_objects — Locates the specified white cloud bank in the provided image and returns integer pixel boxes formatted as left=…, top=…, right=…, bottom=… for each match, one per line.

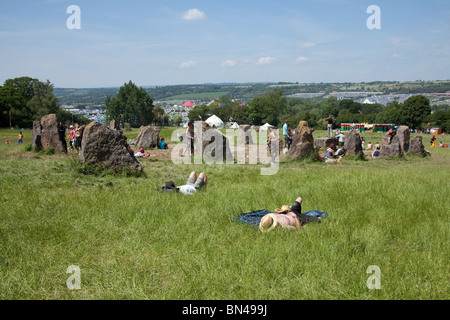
left=295, top=56, right=309, bottom=63
left=182, top=8, right=207, bottom=21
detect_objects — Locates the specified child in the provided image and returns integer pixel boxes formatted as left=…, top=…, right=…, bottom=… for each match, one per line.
left=158, top=138, right=168, bottom=150
left=18, top=131, right=23, bottom=144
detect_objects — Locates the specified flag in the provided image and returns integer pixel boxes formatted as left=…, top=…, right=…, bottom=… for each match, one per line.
left=198, top=115, right=202, bottom=120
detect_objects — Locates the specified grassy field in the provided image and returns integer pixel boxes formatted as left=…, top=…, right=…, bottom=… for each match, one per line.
left=0, top=127, right=448, bottom=300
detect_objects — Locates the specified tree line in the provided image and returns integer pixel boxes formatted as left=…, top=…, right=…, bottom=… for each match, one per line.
left=187, top=90, right=450, bottom=132
left=0, top=77, right=89, bottom=129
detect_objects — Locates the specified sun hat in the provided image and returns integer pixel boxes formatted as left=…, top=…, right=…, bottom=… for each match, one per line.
left=259, top=214, right=278, bottom=232
left=275, top=205, right=291, bottom=213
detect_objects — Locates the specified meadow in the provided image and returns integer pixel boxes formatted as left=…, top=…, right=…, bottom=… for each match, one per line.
left=0, top=127, right=448, bottom=300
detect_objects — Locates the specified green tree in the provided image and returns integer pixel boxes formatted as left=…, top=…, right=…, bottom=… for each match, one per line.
left=0, top=77, right=60, bottom=128
left=105, top=81, right=154, bottom=127
left=399, top=95, right=432, bottom=129
left=247, top=90, right=286, bottom=126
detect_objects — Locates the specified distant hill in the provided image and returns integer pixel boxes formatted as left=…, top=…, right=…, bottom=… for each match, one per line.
left=54, top=80, right=450, bottom=105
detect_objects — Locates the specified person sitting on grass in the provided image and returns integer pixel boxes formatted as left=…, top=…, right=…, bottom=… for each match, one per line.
left=372, top=146, right=381, bottom=158
left=134, top=148, right=150, bottom=158
left=259, top=197, right=321, bottom=232
left=323, top=144, right=342, bottom=163
left=158, top=138, right=168, bottom=150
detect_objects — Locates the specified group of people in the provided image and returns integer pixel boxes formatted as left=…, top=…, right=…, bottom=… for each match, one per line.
left=68, top=124, right=84, bottom=152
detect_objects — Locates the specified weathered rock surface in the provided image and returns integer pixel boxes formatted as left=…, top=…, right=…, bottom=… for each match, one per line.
left=238, top=125, right=254, bottom=145
left=286, top=121, right=315, bottom=158
left=79, top=121, right=142, bottom=172
left=32, top=114, right=67, bottom=153
left=409, top=136, right=427, bottom=156
left=344, top=131, right=364, bottom=158
left=380, top=133, right=403, bottom=157
left=397, top=126, right=410, bottom=153
left=135, top=126, right=161, bottom=149
left=196, top=121, right=233, bottom=161
left=314, top=137, right=339, bottom=150
left=32, top=120, right=43, bottom=151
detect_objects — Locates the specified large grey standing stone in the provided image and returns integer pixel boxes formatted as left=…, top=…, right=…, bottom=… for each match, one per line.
left=135, top=126, right=161, bottom=149
left=196, top=121, right=233, bottom=161
left=39, top=114, right=67, bottom=153
left=409, top=136, right=427, bottom=156
left=397, top=126, right=410, bottom=153
left=314, top=137, right=339, bottom=150
left=79, top=121, right=142, bottom=173
left=286, top=121, right=315, bottom=159
left=238, top=125, right=253, bottom=145
left=344, top=131, right=364, bottom=158
left=380, top=133, right=403, bottom=157
left=32, top=120, right=43, bottom=151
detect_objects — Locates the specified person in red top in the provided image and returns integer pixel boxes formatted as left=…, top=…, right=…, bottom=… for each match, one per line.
left=69, top=125, right=75, bottom=149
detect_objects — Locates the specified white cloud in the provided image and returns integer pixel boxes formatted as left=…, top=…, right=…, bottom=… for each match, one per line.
left=298, top=42, right=316, bottom=49
left=295, top=56, right=309, bottom=63
left=182, top=8, right=207, bottom=21
left=257, top=57, right=275, bottom=65
left=221, top=60, right=237, bottom=67
left=180, top=60, right=197, bottom=68
left=390, top=53, right=408, bottom=60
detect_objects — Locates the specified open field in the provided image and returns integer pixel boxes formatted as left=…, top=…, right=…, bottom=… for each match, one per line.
left=0, top=128, right=449, bottom=300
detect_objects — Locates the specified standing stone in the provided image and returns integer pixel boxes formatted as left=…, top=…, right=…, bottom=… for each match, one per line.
left=39, top=114, right=67, bottom=153
left=380, top=133, right=403, bottom=157
left=397, top=126, right=410, bottom=153
left=409, top=136, right=427, bottom=156
left=135, top=126, right=161, bottom=149
left=196, top=121, right=233, bottom=161
left=79, top=121, right=142, bottom=173
left=286, top=121, right=315, bottom=159
left=314, top=137, right=339, bottom=150
left=238, top=125, right=253, bottom=145
left=344, top=131, right=364, bottom=158
left=32, top=120, right=43, bottom=151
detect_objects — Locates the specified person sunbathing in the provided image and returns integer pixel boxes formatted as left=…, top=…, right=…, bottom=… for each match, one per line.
left=259, top=197, right=321, bottom=232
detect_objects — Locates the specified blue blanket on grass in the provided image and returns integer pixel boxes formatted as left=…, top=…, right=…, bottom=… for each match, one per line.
left=233, top=209, right=328, bottom=230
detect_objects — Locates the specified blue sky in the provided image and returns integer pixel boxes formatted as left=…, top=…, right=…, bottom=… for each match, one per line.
left=0, top=0, right=449, bottom=88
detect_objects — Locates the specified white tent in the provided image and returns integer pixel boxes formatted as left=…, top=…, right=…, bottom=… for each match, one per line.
left=205, top=115, right=224, bottom=129
left=230, top=122, right=239, bottom=129
left=260, top=123, right=274, bottom=131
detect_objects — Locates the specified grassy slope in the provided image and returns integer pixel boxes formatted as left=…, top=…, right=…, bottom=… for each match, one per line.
left=0, top=128, right=448, bottom=300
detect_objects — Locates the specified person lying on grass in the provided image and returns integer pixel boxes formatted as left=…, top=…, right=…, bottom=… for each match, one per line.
left=177, top=171, right=207, bottom=195
left=259, top=197, right=321, bottom=232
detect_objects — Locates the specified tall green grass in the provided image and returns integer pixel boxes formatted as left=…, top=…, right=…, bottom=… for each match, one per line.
left=0, top=128, right=448, bottom=299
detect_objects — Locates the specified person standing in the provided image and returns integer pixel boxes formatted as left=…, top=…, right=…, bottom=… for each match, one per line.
left=283, top=120, right=289, bottom=148
left=336, top=132, right=345, bottom=148
left=327, top=115, right=334, bottom=137
left=18, top=131, right=24, bottom=144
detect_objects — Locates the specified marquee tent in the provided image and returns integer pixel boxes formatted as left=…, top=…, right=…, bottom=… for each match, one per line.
left=260, top=123, right=274, bottom=131
left=230, top=122, right=240, bottom=129
left=205, top=115, right=224, bottom=129
left=182, top=100, right=196, bottom=107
